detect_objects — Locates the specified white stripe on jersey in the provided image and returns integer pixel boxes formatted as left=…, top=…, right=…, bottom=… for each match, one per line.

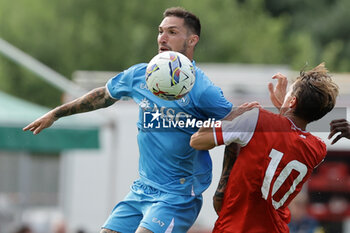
left=221, top=108, right=259, bottom=146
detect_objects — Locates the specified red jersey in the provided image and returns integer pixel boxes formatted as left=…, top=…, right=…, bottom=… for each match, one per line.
left=213, top=108, right=326, bottom=233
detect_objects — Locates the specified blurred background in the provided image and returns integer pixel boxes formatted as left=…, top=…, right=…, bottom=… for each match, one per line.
left=0, top=0, right=350, bottom=232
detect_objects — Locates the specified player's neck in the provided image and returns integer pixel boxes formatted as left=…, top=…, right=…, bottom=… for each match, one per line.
left=285, top=112, right=308, bottom=131
left=186, top=52, right=193, bottom=61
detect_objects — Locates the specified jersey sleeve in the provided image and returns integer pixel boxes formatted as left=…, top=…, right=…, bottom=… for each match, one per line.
left=106, top=66, right=136, bottom=99
left=198, top=85, right=233, bottom=120
left=214, top=108, right=260, bottom=146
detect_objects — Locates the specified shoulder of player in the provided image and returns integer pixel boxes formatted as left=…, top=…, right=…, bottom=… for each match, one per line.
left=191, top=67, right=222, bottom=96
left=254, top=109, right=327, bottom=158
left=193, top=66, right=212, bottom=84
left=118, top=63, right=147, bottom=81
left=257, top=108, right=283, bottom=121
left=299, top=133, right=327, bottom=164
left=253, top=108, right=295, bottom=133
left=308, top=133, right=327, bottom=152
left=128, top=63, right=148, bottom=74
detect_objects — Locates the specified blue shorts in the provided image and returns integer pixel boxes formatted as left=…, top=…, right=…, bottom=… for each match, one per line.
left=102, top=180, right=203, bottom=233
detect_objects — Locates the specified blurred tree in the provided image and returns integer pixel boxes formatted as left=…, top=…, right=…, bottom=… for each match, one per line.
left=0, top=0, right=170, bottom=106
left=0, top=0, right=348, bottom=107
left=263, top=0, right=350, bottom=71
left=0, top=0, right=63, bottom=107
left=183, top=0, right=289, bottom=64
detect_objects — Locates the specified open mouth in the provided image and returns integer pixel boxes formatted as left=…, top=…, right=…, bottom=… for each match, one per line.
left=159, top=46, right=171, bottom=52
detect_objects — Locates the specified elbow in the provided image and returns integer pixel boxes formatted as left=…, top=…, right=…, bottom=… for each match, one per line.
left=190, top=142, right=208, bottom=151
left=190, top=133, right=215, bottom=150
left=190, top=133, right=204, bottom=150
left=190, top=134, right=200, bottom=150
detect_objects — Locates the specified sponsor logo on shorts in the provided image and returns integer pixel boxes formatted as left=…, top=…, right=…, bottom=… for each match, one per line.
left=152, top=217, right=165, bottom=227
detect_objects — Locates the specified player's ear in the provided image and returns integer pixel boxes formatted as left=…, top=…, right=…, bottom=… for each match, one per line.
left=189, top=34, right=199, bottom=47
left=289, top=96, right=297, bottom=108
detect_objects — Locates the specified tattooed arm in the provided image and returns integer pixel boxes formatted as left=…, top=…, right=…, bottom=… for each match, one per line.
left=23, top=87, right=117, bottom=134
left=213, top=143, right=240, bottom=215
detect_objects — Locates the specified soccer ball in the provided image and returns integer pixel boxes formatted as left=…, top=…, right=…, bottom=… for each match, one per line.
left=145, top=51, right=196, bottom=101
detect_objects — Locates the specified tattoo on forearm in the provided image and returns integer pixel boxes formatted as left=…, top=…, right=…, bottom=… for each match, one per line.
left=54, top=87, right=116, bottom=118
left=214, top=143, right=240, bottom=198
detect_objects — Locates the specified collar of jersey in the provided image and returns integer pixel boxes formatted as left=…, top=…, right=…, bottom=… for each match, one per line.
left=286, top=117, right=308, bottom=133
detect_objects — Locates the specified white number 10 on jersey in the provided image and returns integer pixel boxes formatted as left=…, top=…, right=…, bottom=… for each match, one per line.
left=261, top=149, right=308, bottom=209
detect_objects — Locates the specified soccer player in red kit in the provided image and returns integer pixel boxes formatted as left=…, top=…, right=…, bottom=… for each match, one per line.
left=190, top=63, right=339, bottom=233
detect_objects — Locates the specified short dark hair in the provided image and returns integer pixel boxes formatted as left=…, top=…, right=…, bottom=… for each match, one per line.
left=292, top=63, right=339, bottom=123
left=163, top=7, right=201, bottom=37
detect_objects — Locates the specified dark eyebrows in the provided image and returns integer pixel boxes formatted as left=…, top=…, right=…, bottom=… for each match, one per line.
left=159, top=25, right=180, bottom=31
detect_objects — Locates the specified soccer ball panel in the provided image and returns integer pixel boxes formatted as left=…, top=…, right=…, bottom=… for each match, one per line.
left=145, top=51, right=196, bottom=101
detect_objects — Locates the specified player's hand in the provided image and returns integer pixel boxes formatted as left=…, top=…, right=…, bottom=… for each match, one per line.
left=268, top=73, right=288, bottom=110
left=224, top=101, right=261, bottom=121
left=213, top=195, right=223, bottom=215
left=23, top=111, right=58, bottom=135
left=328, top=119, right=350, bottom=144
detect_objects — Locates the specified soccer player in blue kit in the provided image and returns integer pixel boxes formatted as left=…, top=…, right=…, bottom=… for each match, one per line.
left=23, top=7, right=233, bottom=233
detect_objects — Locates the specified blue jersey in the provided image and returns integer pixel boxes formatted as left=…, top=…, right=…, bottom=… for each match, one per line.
left=106, top=61, right=232, bottom=196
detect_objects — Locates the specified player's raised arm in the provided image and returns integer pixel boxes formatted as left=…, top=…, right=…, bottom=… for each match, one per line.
left=268, top=73, right=288, bottom=110
left=223, top=102, right=261, bottom=121
left=23, top=87, right=117, bottom=135
left=190, top=102, right=261, bottom=150
left=190, top=127, right=216, bottom=150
